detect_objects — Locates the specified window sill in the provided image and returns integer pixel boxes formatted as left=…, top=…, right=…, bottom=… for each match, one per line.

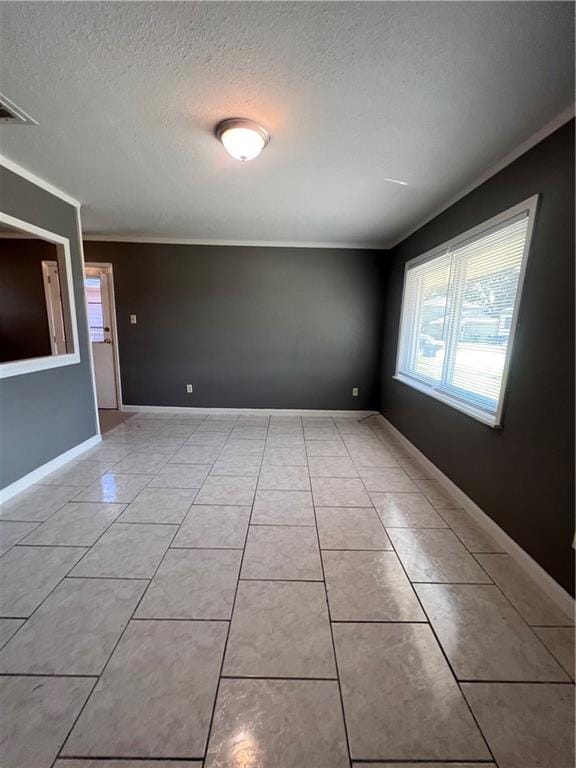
left=392, top=373, right=501, bottom=428
left=0, top=352, right=81, bottom=380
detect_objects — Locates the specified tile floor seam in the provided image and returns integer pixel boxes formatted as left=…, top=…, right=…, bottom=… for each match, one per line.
left=385, top=444, right=573, bottom=723
left=467, top=550, right=573, bottom=628
left=0, top=413, right=572, bottom=767
left=169, top=545, right=245, bottom=550
left=200, top=409, right=271, bottom=762
left=383, top=526, right=497, bottom=763
left=63, top=575, right=153, bottom=581
left=456, top=678, right=575, bottom=685
left=46, top=675, right=99, bottom=768
left=220, top=675, right=338, bottom=681
left=71, top=470, right=157, bottom=506
left=414, top=577, right=573, bottom=679
left=14, top=500, right=127, bottom=550
left=0, top=672, right=99, bottom=678
left=48, top=503, right=143, bottom=575
left=0, top=521, right=42, bottom=556
left=54, top=458, right=193, bottom=762
left=531, top=623, right=576, bottom=628
left=363, top=425, right=501, bottom=762
left=0, top=545, right=90, bottom=629
left=55, top=754, right=205, bottom=763
left=12, top=543, right=98, bottom=549
left=314, top=419, right=355, bottom=768
left=130, top=616, right=231, bottom=623
left=0, top=491, right=77, bottom=534
left=238, top=577, right=324, bottom=582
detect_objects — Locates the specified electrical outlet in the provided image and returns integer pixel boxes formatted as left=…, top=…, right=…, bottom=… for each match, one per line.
left=186, top=384, right=193, bottom=394
left=130, top=314, right=137, bottom=324
left=352, top=387, right=359, bottom=397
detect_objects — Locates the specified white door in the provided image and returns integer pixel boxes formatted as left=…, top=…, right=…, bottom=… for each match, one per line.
left=85, top=266, right=118, bottom=409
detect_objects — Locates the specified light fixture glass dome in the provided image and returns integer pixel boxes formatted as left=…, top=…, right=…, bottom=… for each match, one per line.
left=216, top=118, right=269, bottom=161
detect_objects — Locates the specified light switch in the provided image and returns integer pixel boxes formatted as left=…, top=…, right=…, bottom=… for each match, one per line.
left=130, top=314, right=137, bottom=324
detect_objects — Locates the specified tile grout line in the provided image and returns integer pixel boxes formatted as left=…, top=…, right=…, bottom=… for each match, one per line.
left=350, top=760, right=497, bottom=765
left=57, top=755, right=204, bottom=763
left=51, top=525, right=178, bottom=764
left=325, top=417, right=498, bottom=763
left=13, top=498, right=130, bottom=550
left=313, top=418, right=356, bottom=768
left=0, top=487, right=93, bottom=548
left=379, top=557, right=497, bottom=762
left=1, top=413, right=571, bottom=766
left=365, top=421, right=526, bottom=762
left=52, top=416, right=219, bottom=765
left=369, top=422, right=576, bottom=643
left=0, top=521, right=115, bottom=642
left=371, top=449, right=498, bottom=763
left=200, top=413, right=270, bottom=762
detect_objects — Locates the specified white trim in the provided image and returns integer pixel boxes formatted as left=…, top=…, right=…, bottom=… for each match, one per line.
left=0, top=154, right=81, bottom=208
left=83, top=234, right=387, bottom=251
left=0, top=92, right=38, bottom=126
left=398, top=197, right=538, bottom=271
left=85, top=262, right=124, bottom=410
left=0, top=434, right=101, bottom=503
left=388, top=104, right=574, bottom=249
left=0, top=212, right=81, bottom=379
left=41, top=260, right=67, bottom=356
left=394, top=195, right=539, bottom=429
left=41, top=261, right=58, bottom=355
left=393, top=374, right=500, bottom=427
left=121, top=405, right=378, bottom=417
left=77, top=209, right=101, bottom=436
left=375, top=414, right=575, bottom=621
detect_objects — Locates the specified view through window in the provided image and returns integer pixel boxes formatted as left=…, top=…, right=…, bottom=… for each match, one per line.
left=85, top=275, right=105, bottom=342
left=395, top=198, right=537, bottom=426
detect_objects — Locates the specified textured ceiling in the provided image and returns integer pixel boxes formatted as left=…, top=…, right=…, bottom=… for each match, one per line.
left=0, top=1, right=573, bottom=247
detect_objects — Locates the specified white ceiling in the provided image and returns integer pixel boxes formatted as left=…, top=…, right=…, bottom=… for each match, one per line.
left=0, top=2, right=573, bottom=248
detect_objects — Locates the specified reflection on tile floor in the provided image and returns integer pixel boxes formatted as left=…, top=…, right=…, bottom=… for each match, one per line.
left=0, top=413, right=573, bottom=767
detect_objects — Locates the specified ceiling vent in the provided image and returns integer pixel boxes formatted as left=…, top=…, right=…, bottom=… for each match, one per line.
left=0, top=93, right=37, bottom=125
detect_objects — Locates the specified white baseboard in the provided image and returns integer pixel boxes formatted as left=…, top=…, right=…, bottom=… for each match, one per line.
left=0, top=434, right=102, bottom=503
left=375, top=415, right=575, bottom=621
left=121, top=405, right=378, bottom=418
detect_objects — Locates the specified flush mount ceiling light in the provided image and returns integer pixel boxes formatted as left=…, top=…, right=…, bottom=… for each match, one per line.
left=216, top=118, right=269, bottom=162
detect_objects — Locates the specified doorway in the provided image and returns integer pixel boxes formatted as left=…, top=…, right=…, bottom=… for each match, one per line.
left=84, top=264, right=121, bottom=409
left=41, top=260, right=68, bottom=355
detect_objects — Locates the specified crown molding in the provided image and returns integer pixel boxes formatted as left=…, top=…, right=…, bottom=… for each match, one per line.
left=387, top=103, right=575, bottom=249
left=0, top=154, right=81, bottom=208
left=83, top=234, right=388, bottom=251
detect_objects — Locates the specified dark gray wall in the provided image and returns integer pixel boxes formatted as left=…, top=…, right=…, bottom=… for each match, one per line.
left=379, top=120, right=575, bottom=594
left=0, top=238, right=54, bottom=363
left=84, top=242, right=384, bottom=410
left=0, top=167, right=98, bottom=489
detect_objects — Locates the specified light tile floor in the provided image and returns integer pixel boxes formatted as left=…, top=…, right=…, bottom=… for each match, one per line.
left=0, top=413, right=573, bottom=768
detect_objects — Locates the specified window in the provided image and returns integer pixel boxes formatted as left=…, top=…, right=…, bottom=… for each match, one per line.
left=85, top=276, right=105, bottom=342
left=0, top=212, right=80, bottom=379
left=395, top=196, right=538, bottom=427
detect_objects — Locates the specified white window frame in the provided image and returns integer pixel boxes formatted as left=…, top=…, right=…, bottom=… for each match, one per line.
left=394, top=194, right=539, bottom=428
left=0, top=211, right=81, bottom=378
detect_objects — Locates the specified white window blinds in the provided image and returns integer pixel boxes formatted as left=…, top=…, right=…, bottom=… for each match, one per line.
left=395, top=197, right=537, bottom=426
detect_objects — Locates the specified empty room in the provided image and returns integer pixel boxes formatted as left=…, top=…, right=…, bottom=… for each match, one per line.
left=0, top=2, right=574, bottom=767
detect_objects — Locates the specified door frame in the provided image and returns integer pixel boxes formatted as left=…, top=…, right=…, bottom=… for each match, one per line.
left=41, top=260, right=67, bottom=355
left=85, top=262, right=123, bottom=410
